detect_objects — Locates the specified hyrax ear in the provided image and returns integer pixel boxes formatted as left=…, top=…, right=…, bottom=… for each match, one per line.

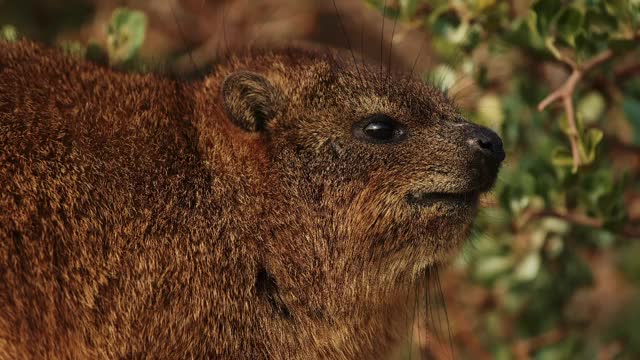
left=221, top=71, right=281, bottom=132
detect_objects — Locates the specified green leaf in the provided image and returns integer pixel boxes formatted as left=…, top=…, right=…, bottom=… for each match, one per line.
left=558, top=113, right=571, bottom=135
left=0, top=24, right=17, bottom=42
left=399, top=0, right=419, bottom=20
left=577, top=91, right=606, bottom=124
left=557, top=7, right=585, bottom=47
left=475, top=255, right=514, bottom=282
left=59, top=40, right=85, bottom=59
left=605, top=0, right=640, bottom=28
left=526, top=10, right=545, bottom=46
left=363, top=0, right=382, bottom=7
left=477, top=94, right=505, bottom=131
left=427, top=64, right=457, bottom=92
left=106, top=8, right=147, bottom=65
left=476, top=0, right=497, bottom=12
left=579, top=128, right=603, bottom=164
left=584, top=168, right=615, bottom=207
left=533, top=0, right=563, bottom=37
left=514, top=252, right=542, bottom=282
left=585, top=7, right=618, bottom=35
left=551, top=146, right=574, bottom=167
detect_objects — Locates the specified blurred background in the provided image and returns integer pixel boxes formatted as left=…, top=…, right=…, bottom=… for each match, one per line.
left=2, top=0, right=639, bottom=359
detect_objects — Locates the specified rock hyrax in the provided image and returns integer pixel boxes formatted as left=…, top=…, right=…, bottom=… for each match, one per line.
left=0, top=40, right=504, bottom=359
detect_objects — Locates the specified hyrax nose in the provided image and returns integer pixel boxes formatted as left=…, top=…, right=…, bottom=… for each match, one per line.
left=467, top=126, right=505, bottom=164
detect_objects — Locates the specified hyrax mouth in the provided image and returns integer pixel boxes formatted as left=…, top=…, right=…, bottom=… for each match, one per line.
left=405, top=191, right=480, bottom=207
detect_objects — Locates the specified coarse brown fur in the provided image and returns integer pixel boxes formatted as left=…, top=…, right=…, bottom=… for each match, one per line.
left=0, top=40, right=503, bottom=359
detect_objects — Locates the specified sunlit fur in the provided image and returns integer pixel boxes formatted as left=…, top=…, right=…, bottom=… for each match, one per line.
left=0, top=41, right=499, bottom=359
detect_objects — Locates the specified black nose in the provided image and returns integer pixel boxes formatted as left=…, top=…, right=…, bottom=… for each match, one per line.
left=467, top=126, right=505, bottom=163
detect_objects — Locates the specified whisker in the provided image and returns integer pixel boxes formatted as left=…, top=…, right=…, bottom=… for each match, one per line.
left=170, top=2, right=198, bottom=73
left=222, top=1, right=230, bottom=54
left=386, top=7, right=398, bottom=100
left=387, top=9, right=398, bottom=77
left=432, top=269, right=444, bottom=342
left=406, top=282, right=414, bottom=360
left=408, top=37, right=426, bottom=81
left=405, top=34, right=428, bottom=104
left=435, top=267, right=456, bottom=359
left=426, top=267, right=436, bottom=349
left=360, top=19, right=367, bottom=81
left=332, top=0, right=364, bottom=85
left=423, top=271, right=428, bottom=356
left=380, top=0, right=387, bottom=77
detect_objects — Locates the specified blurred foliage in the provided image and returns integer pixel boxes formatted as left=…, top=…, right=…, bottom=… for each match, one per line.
left=106, top=8, right=147, bottom=66
left=0, top=0, right=93, bottom=43
left=366, top=0, right=640, bottom=358
left=2, top=0, right=640, bottom=359
left=0, top=3, right=148, bottom=70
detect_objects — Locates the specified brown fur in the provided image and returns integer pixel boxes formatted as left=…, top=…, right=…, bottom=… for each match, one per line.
left=0, top=40, right=501, bottom=359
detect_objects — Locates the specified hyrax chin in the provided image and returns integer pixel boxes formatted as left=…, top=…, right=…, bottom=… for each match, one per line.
left=0, top=40, right=504, bottom=359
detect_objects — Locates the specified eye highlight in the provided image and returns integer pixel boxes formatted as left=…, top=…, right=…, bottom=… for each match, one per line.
left=352, top=114, right=407, bottom=144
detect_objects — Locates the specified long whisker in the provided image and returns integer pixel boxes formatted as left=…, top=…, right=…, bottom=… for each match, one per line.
left=222, top=1, right=230, bottom=54
left=405, top=29, right=428, bottom=105
left=426, top=268, right=436, bottom=350
left=380, top=0, right=387, bottom=77
left=409, top=38, right=426, bottom=81
left=332, top=0, right=364, bottom=85
left=406, top=281, right=414, bottom=360
left=435, top=266, right=456, bottom=359
left=432, top=270, right=444, bottom=343
left=170, top=2, right=197, bottom=72
left=360, top=19, right=368, bottom=81
left=387, top=9, right=398, bottom=77
left=417, top=271, right=427, bottom=359
left=384, top=8, right=398, bottom=101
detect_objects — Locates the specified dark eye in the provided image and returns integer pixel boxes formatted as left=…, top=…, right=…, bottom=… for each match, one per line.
left=352, top=114, right=406, bottom=144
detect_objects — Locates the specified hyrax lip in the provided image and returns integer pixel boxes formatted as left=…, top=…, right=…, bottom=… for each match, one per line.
left=406, top=191, right=480, bottom=207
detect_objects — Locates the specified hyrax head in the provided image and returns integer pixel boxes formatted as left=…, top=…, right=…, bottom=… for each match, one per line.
left=219, top=48, right=504, bottom=301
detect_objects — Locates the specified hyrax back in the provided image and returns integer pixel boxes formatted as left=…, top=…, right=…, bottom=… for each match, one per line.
left=0, top=40, right=503, bottom=359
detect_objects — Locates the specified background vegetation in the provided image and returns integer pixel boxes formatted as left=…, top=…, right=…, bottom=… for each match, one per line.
left=2, top=0, right=639, bottom=358
left=381, top=1, right=640, bottom=359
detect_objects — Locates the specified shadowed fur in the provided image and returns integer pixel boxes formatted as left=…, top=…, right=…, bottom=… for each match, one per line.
left=0, top=40, right=502, bottom=359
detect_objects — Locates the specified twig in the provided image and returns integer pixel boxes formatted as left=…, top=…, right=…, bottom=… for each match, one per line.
left=537, top=30, right=640, bottom=171
left=538, top=49, right=614, bottom=171
left=515, top=208, right=603, bottom=231
left=515, top=208, right=640, bottom=238
left=614, top=62, right=640, bottom=81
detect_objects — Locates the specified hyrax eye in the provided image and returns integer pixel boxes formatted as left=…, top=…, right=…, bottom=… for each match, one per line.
left=352, top=114, right=406, bottom=144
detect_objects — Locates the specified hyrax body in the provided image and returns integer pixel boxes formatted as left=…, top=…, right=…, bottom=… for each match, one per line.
left=0, top=40, right=504, bottom=358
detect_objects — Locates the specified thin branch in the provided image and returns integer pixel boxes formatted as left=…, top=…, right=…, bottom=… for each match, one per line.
left=545, top=37, right=578, bottom=68
left=615, top=62, right=640, bottom=80
left=537, top=49, right=614, bottom=171
left=583, top=49, right=614, bottom=71
left=537, top=31, right=640, bottom=171
left=515, top=208, right=640, bottom=238
left=515, top=208, right=600, bottom=231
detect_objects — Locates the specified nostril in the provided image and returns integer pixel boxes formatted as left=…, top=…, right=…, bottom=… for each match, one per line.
left=477, top=138, right=494, bottom=152
left=468, top=127, right=505, bottom=163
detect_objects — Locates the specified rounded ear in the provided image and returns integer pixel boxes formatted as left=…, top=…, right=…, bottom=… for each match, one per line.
left=221, top=71, right=281, bottom=132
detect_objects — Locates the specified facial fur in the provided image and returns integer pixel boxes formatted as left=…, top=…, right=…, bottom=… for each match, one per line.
left=216, top=49, right=502, bottom=307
